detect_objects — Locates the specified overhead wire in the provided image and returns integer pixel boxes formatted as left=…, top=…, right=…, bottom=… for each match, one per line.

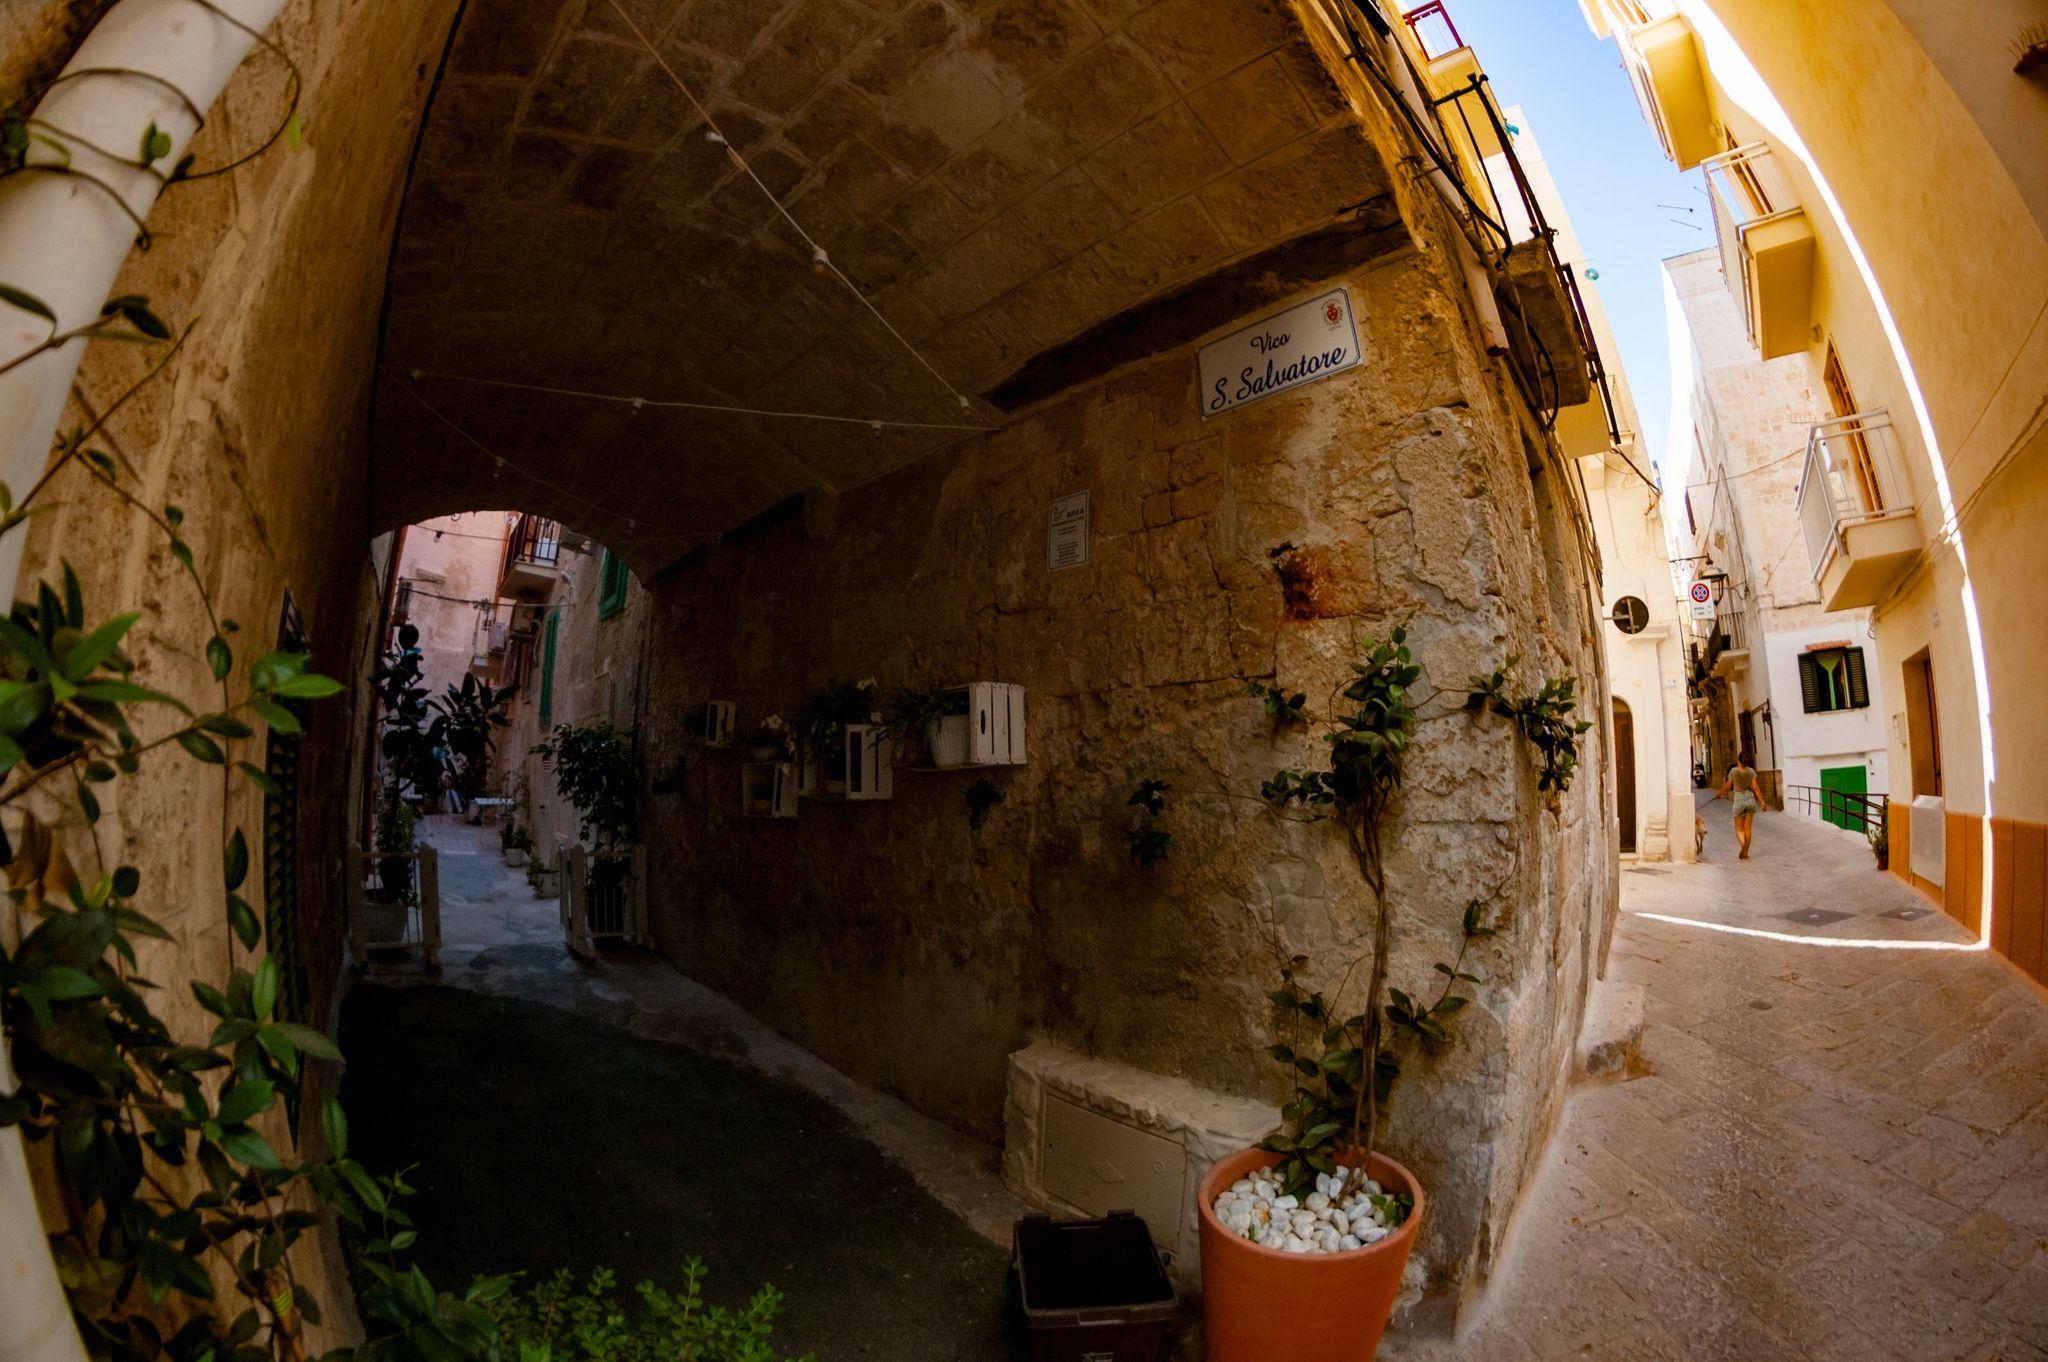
left=384, top=367, right=640, bottom=542
left=603, top=0, right=979, bottom=416
left=405, top=368, right=998, bottom=434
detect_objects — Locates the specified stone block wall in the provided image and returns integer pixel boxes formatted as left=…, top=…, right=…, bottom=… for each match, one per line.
left=635, top=243, right=1613, bottom=1318
left=5, top=0, right=460, bottom=1337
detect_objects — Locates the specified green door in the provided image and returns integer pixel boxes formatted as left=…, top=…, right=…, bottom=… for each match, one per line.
left=1819, top=764, right=1867, bottom=830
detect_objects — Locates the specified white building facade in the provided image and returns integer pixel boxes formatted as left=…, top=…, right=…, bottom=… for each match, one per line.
left=1505, top=115, right=1695, bottom=861
left=1664, top=248, right=1889, bottom=826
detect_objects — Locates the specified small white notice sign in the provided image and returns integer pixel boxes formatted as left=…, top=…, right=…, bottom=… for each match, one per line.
left=1689, top=599, right=1715, bottom=621
left=1199, top=288, right=1364, bottom=419
left=1048, top=491, right=1090, bottom=572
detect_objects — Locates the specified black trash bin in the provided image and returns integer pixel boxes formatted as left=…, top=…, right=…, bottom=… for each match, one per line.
left=1010, top=1211, right=1178, bottom=1362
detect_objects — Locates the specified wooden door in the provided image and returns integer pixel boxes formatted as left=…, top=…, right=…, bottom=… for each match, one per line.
left=1613, top=699, right=1637, bottom=854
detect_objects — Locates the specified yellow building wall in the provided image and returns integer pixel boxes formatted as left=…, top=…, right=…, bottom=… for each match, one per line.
left=1678, top=0, right=2048, bottom=973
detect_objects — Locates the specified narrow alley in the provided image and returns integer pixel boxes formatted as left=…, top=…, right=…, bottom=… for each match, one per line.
left=5, top=1, right=2046, bottom=1359
left=1396, top=801, right=2048, bottom=1361
left=354, top=811, right=2048, bottom=1360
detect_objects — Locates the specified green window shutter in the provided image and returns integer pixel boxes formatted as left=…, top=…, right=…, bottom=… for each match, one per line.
left=1844, top=647, right=1870, bottom=709
left=598, top=550, right=629, bottom=621
left=539, top=609, right=559, bottom=728
left=1798, top=653, right=1821, bottom=713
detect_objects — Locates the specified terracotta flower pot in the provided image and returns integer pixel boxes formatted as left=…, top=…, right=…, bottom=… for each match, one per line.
left=1197, top=1148, right=1424, bottom=1362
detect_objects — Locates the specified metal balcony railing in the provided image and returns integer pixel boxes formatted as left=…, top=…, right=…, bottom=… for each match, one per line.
left=500, top=513, right=561, bottom=582
left=1400, top=1, right=1464, bottom=59
left=1702, top=142, right=1801, bottom=346
left=1797, top=409, right=1914, bottom=581
left=1711, top=609, right=1749, bottom=653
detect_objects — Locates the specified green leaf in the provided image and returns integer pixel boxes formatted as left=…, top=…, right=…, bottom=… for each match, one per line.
left=285, top=111, right=303, bottom=153
left=251, top=956, right=278, bottom=1020
left=321, top=1096, right=348, bottom=1159
left=0, top=284, right=56, bottom=324
left=176, top=730, right=225, bottom=764
left=169, top=538, right=193, bottom=571
left=217, top=1126, right=280, bottom=1170
left=27, top=965, right=102, bottom=1001
left=255, top=1024, right=299, bottom=1076
left=191, top=980, right=232, bottom=1017
left=271, top=1022, right=343, bottom=1062
left=120, top=301, right=169, bottom=340
left=58, top=613, right=138, bottom=682
left=248, top=697, right=301, bottom=734
left=215, top=1079, right=274, bottom=1126
left=140, top=122, right=172, bottom=164
left=206, top=635, right=231, bottom=680
left=226, top=893, right=261, bottom=951
left=270, top=674, right=345, bottom=700
left=74, top=679, right=191, bottom=712
left=199, top=713, right=252, bottom=739
left=236, top=761, right=284, bottom=799
left=224, top=828, right=249, bottom=892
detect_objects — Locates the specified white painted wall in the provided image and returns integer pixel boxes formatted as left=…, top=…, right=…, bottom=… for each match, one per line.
left=1760, top=620, right=1890, bottom=814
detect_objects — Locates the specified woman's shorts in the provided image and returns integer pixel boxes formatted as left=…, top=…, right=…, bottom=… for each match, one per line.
left=1733, top=791, right=1759, bottom=816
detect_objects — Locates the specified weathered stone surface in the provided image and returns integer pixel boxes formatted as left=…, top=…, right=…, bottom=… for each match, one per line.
left=632, top=239, right=1611, bottom=1321
left=369, top=1, right=1411, bottom=566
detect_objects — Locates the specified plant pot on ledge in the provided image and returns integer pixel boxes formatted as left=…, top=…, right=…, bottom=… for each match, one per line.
left=1197, top=1149, right=1424, bottom=1362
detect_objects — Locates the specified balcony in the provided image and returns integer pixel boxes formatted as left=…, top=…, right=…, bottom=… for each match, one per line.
left=1704, top=142, right=1816, bottom=360
left=498, top=513, right=563, bottom=603
left=1797, top=409, right=1922, bottom=610
left=1619, top=12, right=1717, bottom=169
left=1708, top=608, right=1750, bottom=679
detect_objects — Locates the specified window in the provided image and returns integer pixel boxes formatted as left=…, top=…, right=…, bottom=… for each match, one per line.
left=1798, top=646, right=1869, bottom=713
left=1684, top=489, right=1696, bottom=536
left=598, top=548, right=629, bottom=621
left=1823, top=342, right=1883, bottom=513
left=538, top=609, right=560, bottom=728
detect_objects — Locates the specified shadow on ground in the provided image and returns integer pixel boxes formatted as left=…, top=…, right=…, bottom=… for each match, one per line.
left=340, top=984, right=1023, bottom=1360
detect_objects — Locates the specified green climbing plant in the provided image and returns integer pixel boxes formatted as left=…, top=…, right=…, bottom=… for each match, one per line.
left=0, top=333, right=793, bottom=1362
left=1465, top=656, right=1595, bottom=794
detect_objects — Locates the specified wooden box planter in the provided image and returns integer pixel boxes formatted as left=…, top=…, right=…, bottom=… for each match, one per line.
left=922, top=682, right=1027, bottom=769
left=799, top=725, right=894, bottom=800
left=346, top=845, right=441, bottom=969
left=742, top=761, right=800, bottom=818
left=559, top=842, right=649, bottom=957
left=686, top=700, right=736, bottom=747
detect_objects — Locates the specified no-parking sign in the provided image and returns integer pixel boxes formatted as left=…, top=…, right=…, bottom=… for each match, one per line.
left=1688, top=580, right=1714, bottom=620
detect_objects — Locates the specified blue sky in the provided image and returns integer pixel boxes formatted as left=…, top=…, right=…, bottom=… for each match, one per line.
left=1447, top=0, right=1709, bottom=480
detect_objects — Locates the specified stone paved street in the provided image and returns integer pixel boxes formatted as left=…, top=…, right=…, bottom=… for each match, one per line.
left=1389, top=800, right=2048, bottom=1361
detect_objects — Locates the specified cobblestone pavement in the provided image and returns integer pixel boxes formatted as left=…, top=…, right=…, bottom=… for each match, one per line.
left=1389, top=799, right=2048, bottom=1361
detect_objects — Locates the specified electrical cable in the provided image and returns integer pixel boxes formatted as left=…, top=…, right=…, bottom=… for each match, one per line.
left=405, top=368, right=998, bottom=433
left=383, top=367, right=640, bottom=541
left=604, top=0, right=980, bottom=416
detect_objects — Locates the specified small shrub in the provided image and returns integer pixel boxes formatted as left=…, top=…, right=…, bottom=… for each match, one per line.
left=484, top=1261, right=814, bottom=1362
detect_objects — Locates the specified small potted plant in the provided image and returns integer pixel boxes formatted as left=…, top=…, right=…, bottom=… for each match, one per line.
left=878, top=684, right=947, bottom=767
left=1868, top=817, right=1889, bottom=871
left=743, top=714, right=791, bottom=762
left=1199, top=627, right=1589, bottom=1361
left=794, top=678, right=876, bottom=797
left=499, top=818, right=531, bottom=868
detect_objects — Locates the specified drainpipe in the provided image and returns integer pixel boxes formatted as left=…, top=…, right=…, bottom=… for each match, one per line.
left=1370, top=24, right=1511, bottom=355
left=0, top=5, right=286, bottom=1359
left=0, top=0, right=289, bottom=608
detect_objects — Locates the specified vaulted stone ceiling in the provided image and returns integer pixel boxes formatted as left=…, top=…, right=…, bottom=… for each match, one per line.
left=370, top=0, right=1402, bottom=571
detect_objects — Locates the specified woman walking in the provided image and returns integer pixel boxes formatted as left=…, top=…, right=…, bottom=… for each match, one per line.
left=1715, top=749, right=1763, bottom=859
